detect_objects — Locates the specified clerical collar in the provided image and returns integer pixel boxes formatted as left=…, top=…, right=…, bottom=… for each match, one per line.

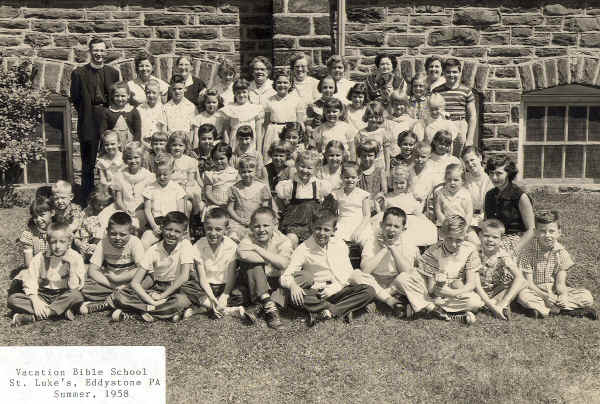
left=90, top=62, right=104, bottom=70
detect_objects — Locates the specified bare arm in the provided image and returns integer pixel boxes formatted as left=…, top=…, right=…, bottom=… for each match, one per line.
left=554, top=269, right=569, bottom=296
left=227, top=200, right=246, bottom=225
left=157, top=263, right=190, bottom=299
left=87, top=263, right=113, bottom=288
left=360, top=245, right=389, bottom=275
left=23, top=250, right=33, bottom=268
left=434, top=194, right=445, bottom=226
left=465, top=99, right=477, bottom=146
left=144, top=199, right=160, bottom=233
left=131, top=267, right=161, bottom=306
left=515, top=193, right=536, bottom=254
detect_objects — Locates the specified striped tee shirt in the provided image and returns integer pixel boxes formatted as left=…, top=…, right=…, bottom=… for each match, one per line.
left=432, top=83, right=474, bottom=121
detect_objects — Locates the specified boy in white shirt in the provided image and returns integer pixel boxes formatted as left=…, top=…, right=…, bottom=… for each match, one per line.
left=411, top=93, right=457, bottom=145
left=180, top=207, right=255, bottom=324
left=8, top=222, right=85, bottom=326
left=164, top=74, right=199, bottom=134
left=280, top=208, right=376, bottom=326
left=112, top=211, right=193, bottom=322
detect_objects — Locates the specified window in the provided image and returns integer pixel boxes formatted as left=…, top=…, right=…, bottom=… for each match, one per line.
left=17, top=96, right=73, bottom=185
left=521, top=85, right=600, bottom=181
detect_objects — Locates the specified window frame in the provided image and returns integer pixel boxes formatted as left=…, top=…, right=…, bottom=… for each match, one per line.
left=20, top=95, right=73, bottom=186
left=519, top=86, right=600, bottom=183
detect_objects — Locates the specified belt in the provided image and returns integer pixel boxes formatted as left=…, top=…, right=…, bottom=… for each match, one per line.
left=271, top=121, right=291, bottom=125
left=449, top=115, right=466, bottom=121
left=103, top=261, right=135, bottom=269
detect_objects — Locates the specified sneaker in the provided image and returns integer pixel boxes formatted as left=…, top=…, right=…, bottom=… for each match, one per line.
left=171, top=313, right=181, bottom=323
left=429, top=306, right=450, bottom=321
left=405, top=304, right=415, bottom=320
left=65, top=308, right=75, bottom=321
left=80, top=301, right=110, bottom=315
left=306, top=309, right=332, bottom=327
left=263, top=308, right=281, bottom=329
left=11, top=313, right=35, bottom=327
left=449, top=311, right=477, bottom=325
left=502, top=306, right=512, bottom=321
left=391, top=303, right=406, bottom=318
left=561, top=307, right=598, bottom=320
left=182, top=307, right=195, bottom=319
left=585, top=308, right=598, bottom=320
left=365, top=302, right=377, bottom=314
left=141, top=313, right=154, bottom=323
left=111, top=309, right=132, bottom=322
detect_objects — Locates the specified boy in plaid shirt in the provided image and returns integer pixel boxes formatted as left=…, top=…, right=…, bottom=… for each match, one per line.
left=517, top=210, right=596, bottom=320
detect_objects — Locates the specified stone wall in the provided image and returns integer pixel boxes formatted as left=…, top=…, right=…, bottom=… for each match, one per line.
left=0, top=0, right=273, bottom=71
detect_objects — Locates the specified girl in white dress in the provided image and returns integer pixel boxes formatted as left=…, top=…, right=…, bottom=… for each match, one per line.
left=355, top=101, right=391, bottom=173
left=316, top=140, right=345, bottom=190
left=96, top=130, right=125, bottom=193
left=331, top=161, right=371, bottom=241
left=262, top=71, right=304, bottom=163
left=220, top=79, right=264, bottom=152
left=346, top=83, right=368, bottom=132
left=167, top=131, right=203, bottom=216
left=136, top=80, right=167, bottom=150
left=289, top=53, right=319, bottom=107
left=213, top=58, right=236, bottom=106
left=314, top=98, right=356, bottom=160
left=191, top=89, right=226, bottom=150
left=365, top=165, right=437, bottom=247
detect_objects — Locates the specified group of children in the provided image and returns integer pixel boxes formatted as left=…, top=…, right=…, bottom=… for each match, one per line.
left=7, top=55, right=597, bottom=328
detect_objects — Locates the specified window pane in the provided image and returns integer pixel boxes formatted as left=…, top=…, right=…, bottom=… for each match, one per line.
left=526, top=106, right=545, bottom=141
left=47, top=151, right=68, bottom=183
left=547, top=106, right=565, bottom=141
left=543, top=145, right=563, bottom=178
left=523, top=145, right=542, bottom=178
left=565, top=145, right=584, bottom=178
left=568, top=106, right=587, bottom=141
left=589, top=106, right=600, bottom=141
left=27, top=159, right=47, bottom=184
left=586, top=145, right=600, bottom=178
left=44, top=111, right=64, bottom=147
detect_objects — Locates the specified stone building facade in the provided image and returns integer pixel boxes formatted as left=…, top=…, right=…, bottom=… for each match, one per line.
left=2, top=0, right=600, bottom=186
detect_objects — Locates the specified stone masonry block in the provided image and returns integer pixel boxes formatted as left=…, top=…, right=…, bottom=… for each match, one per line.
left=38, top=48, right=71, bottom=61
left=518, top=64, right=535, bottom=91
left=129, top=27, right=153, bottom=38
left=453, top=9, right=499, bottom=26
left=410, top=15, right=451, bottom=26
left=32, top=21, right=65, bottom=33
left=484, top=103, right=510, bottom=114
left=503, top=15, right=544, bottom=26
left=111, top=38, right=148, bottom=48
left=481, top=33, right=509, bottom=45
left=544, top=4, right=582, bottom=15
left=144, top=14, right=188, bottom=26
left=428, top=28, right=479, bottom=46
left=346, top=32, right=384, bottom=47
left=24, top=33, right=52, bottom=47
left=314, top=16, right=330, bottom=36
left=43, top=62, right=62, bottom=93
left=347, top=7, right=385, bottom=24
left=0, top=6, right=19, bottom=18
left=60, top=63, right=73, bottom=96
left=495, top=90, right=521, bottom=103
left=545, top=59, right=558, bottom=87
left=461, top=61, right=476, bottom=88
left=552, top=33, right=577, bottom=46
left=273, top=16, right=311, bottom=36
left=532, top=62, right=546, bottom=89
left=564, top=17, right=600, bottom=32
left=387, top=34, right=425, bottom=47
left=179, top=27, right=218, bottom=40
left=24, top=9, right=84, bottom=19
left=581, top=57, right=599, bottom=85
left=487, top=79, right=520, bottom=89
left=196, top=14, right=237, bottom=25
left=557, top=58, right=570, bottom=84
left=475, top=64, right=490, bottom=91
left=581, top=33, right=600, bottom=48
left=288, top=0, right=329, bottom=13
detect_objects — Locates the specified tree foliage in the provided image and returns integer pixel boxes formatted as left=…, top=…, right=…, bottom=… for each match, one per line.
left=0, top=63, right=51, bottom=206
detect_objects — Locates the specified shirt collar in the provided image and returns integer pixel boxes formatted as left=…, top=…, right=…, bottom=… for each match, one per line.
left=184, top=75, right=194, bottom=88
left=158, top=240, right=181, bottom=256
left=533, top=238, right=564, bottom=253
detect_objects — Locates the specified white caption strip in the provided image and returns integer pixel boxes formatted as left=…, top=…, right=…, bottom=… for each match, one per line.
left=0, top=346, right=165, bottom=404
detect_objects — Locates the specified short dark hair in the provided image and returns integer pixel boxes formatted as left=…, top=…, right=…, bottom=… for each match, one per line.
left=382, top=207, right=407, bottom=226
left=30, top=198, right=52, bottom=218
left=341, top=160, right=359, bottom=176
left=47, top=222, right=71, bottom=236
left=425, top=56, right=444, bottom=71
left=198, top=123, right=218, bottom=139
left=249, top=56, right=272, bottom=74
left=205, top=207, right=229, bottom=224
left=134, top=51, right=152, bottom=71
left=236, top=125, right=254, bottom=139
left=268, top=140, right=293, bottom=157
left=271, top=70, right=290, bottom=91
left=170, top=74, right=185, bottom=85
left=163, top=211, right=188, bottom=227
left=109, top=81, right=129, bottom=99
left=485, top=155, right=518, bottom=182
left=108, top=211, right=133, bottom=229
left=211, top=142, right=233, bottom=160
left=323, top=97, right=344, bottom=112
left=432, top=130, right=453, bottom=147
left=374, top=54, right=398, bottom=70
left=199, top=88, right=224, bottom=110
left=347, top=82, right=368, bottom=103
left=480, top=219, right=506, bottom=234
left=233, top=78, right=250, bottom=93
left=310, top=208, right=338, bottom=229
left=443, top=58, right=462, bottom=72
left=461, top=145, right=482, bottom=159
left=88, top=37, right=106, bottom=50
left=279, top=122, right=305, bottom=144
left=250, top=206, right=277, bottom=224
left=317, top=75, right=338, bottom=94
left=535, top=210, right=560, bottom=226
left=35, top=185, right=53, bottom=201
left=397, top=130, right=418, bottom=147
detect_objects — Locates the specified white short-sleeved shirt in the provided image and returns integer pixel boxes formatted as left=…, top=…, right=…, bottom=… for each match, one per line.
left=238, top=230, right=293, bottom=277
left=315, top=121, right=356, bottom=154
left=22, top=249, right=85, bottom=295
left=410, top=161, right=440, bottom=203
left=137, top=102, right=168, bottom=148
left=265, top=93, right=304, bottom=123
left=194, top=236, right=238, bottom=285
left=165, top=97, right=198, bottom=133
left=361, top=234, right=420, bottom=277
left=90, top=236, right=145, bottom=271
left=142, top=181, right=186, bottom=218
left=412, top=117, right=457, bottom=144
left=334, top=78, right=356, bottom=105
left=127, top=76, right=169, bottom=106
left=275, top=176, right=332, bottom=201
left=142, top=239, right=195, bottom=282
left=249, top=79, right=277, bottom=106
left=291, top=76, right=319, bottom=106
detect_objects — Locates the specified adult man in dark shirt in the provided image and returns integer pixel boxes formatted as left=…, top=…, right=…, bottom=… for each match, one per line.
left=70, top=38, right=120, bottom=204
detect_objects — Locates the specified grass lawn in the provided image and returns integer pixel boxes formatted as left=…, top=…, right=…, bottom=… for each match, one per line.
left=1, top=191, right=600, bottom=403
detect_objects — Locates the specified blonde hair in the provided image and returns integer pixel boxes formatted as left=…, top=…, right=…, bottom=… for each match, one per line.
left=440, top=214, right=468, bottom=234
left=144, top=79, right=161, bottom=92
left=52, top=180, right=73, bottom=196
left=428, top=93, right=446, bottom=109
left=167, top=131, right=190, bottom=154
left=296, top=149, right=321, bottom=167
left=445, top=163, right=465, bottom=181
left=238, top=155, right=257, bottom=170
left=123, top=141, right=144, bottom=160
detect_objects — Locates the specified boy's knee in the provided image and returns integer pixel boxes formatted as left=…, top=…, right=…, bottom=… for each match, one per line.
left=172, top=294, right=191, bottom=309
left=465, top=293, right=484, bottom=311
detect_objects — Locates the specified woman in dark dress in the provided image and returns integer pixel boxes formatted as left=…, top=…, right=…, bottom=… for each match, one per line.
left=365, top=54, right=406, bottom=103
left=172, top=55, right=206, bottom=108
left=484, top=155, right=535, bottom=256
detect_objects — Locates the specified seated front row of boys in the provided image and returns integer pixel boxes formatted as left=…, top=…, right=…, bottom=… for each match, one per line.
left=8, top=204, right=597, bottom=327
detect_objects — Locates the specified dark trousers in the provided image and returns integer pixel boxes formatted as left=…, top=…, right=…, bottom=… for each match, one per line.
left=238, top=261, right=285, bottom=305
left=113, top=277, right=191, bottom=319
left=8, top=288, right=84, bottom=317
left=180, top=280, right=245, bottom=307
left=80, top=136, right=100, bottom=203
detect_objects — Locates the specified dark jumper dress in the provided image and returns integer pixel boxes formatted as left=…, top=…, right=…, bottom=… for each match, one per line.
left=280, top=181, right=321, bottom=243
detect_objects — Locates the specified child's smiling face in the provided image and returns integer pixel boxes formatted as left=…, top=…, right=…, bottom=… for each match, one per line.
left=351, top=92, right=365, bottom=108
left=444, top=66, right=461, bottom=87
left=198, top=133, right=214, bottom=152
left=169, top=139, right=186, bottom=157
left=312, top=218, right=336, bottom=248
left=172, top=82, right=185, bottom=102
left=462, top=151, right=483, bottom=175
left=48, top=230, right=71, bottom=257
left=285, top=131, right=300, bottom=147
left=433, top=140, right=451, bottom=156
left=429, top=105, right=442, bottom=119
left=112, top=88, right=129, bottom=109
left=108, top=223, right=131, bottom=249
left=151, top=139, right=167, bottom=154
left=480, top=227, right=503, bottom=254
left=271, top=151, right=287, bottom=169
left=325, top=148, right=343, bottom=167
left=234, top=89, right=249, bottom=104
left=238, top=135, right=253, bottom=152
left=205, top=217, right=228, bottom=247
left=445, top=169, right=463, bottom=194
left=204, top=96, right=219, bottom=114
left=250, top=212, right=275, bottom=244
left=536, top=221, right=561, bottom=250
left=33, top=211, right=52, bottom=231
left=296, top=159, right=316, bottom=183
left=213, top=151, right=229, bottom=171
left=342, top=167, right=358, bottom=191
left=329, top=62, right=345, bottom=82
left=414, top=147, right=431, bottom=168
left=399, top=137, right=416, bottom=158
left=361, top=151, right=377, bottom=169
left=156, top=166, right=172, bottom=187
left=412, top=80, right=426, bottom=98
left=325, top=107, right=341, bottom=123
left=392, top=176, right=409, bottom=193
left=442, top=228, right=467, bottom=253
left=125, top=152, right=142, bottom=173
left=239, top=165, right=255, bottom=185
left=320, top=78, right=336, bottom=99
left=162, top=221, right=186, bottom=248
left=391, top=102, right=407, bottom=117
left=145, top=86, right=159, bottom=107
left=104, top=136, right=119, bottom=156
left=52, top=193, right=72, bottom=211
left=275, top=75, right=291, bottom=96
left=380, top=213, right=405, bottom=243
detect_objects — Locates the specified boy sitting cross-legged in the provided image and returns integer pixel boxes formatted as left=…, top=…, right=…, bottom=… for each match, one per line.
left=112, top=211, right=193, bottom=322
left=280, top=208, right=376, bottom=327
left=180, top=207, right=255, bottom=324
left=8, top=222, right=85, bottom=326
left=474, top=219, right=526, bottom=320
left=237, top=207, right=293, bottom=329
left=517, top=210, right=597, bottom=320
left=79, top=211, right=146, bottom=315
